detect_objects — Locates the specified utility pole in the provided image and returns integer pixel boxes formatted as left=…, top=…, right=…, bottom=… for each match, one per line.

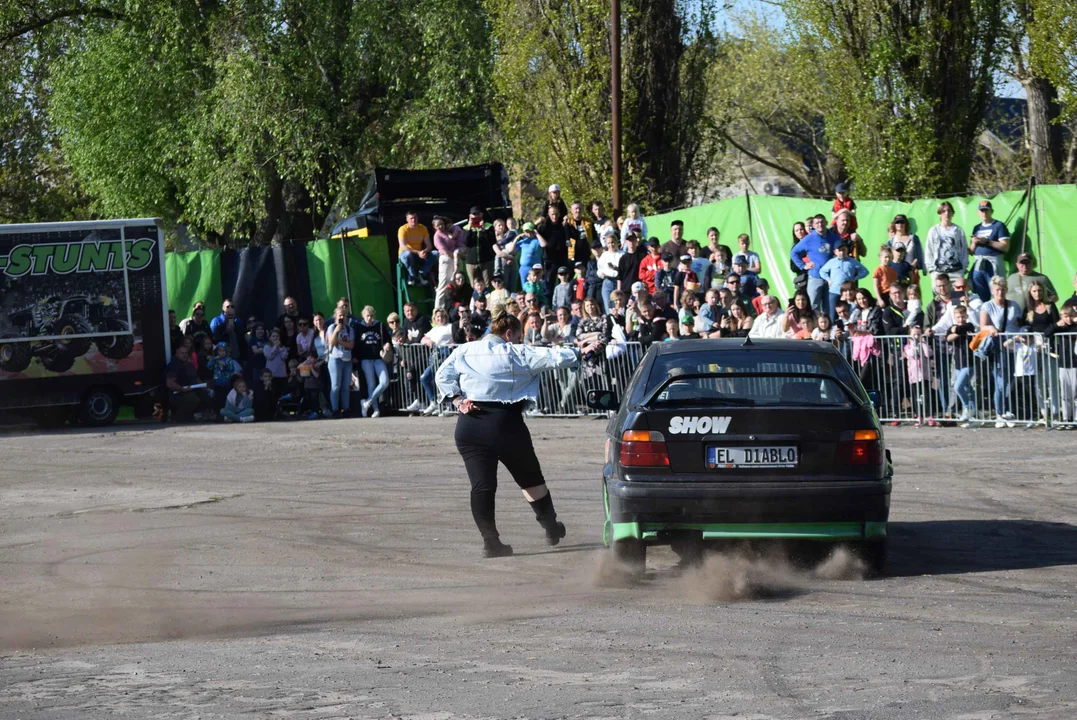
left=610, top=0, right=622, bottom=214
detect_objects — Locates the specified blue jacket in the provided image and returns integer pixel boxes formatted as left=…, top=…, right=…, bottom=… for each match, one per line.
left=818, top=256, right=869, bottom=294
left=209, top=313, right=245, bottom=335
left=791, top=231, right=840, bottom=279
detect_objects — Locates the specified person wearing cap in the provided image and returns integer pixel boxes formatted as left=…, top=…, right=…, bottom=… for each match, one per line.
left=966, top=203, right=1006, bottom=302
left=617, top=232, right=647, bottom=293
left=512, top=222, right=543, bottom=290
left=620, top=203, right=648, bottom=244
left=1006, top=252, right=1058, bottom=311
left=791, top=214, right=840, bottom=316
left=1064, top=272, right=1077, bottom=310
left=522, top=263, right=546, bottom=298
left=597, top=233, right=624, bottom=312
left=673, top=254, right=700, bottom=310
left=889, top=244, right=915, bottom=287
left=660, top=219, right=687, bottom=259
left=832, top=182, right=857, bottom=234
left=541, top=184, right=568, bottom=222
left=654, top=252, right=677, bottom=295
left=925, top=201, right=969, bottom=284
left=551, top=266, right=575, bottom=310
left=397, top=211, right=437, bottom=286
left=885, top=214, right=924, bottom=271
left=730, top=254, right=758, bottom=301
left=461, top=207, right=498, bottom=288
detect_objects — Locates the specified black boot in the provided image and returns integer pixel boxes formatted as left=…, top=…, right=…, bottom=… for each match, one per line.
left=529, top=491, right=566, bottom=546
left=482, top=537, right=514, bottom=558
left=472, top=489, right=512, bottom=557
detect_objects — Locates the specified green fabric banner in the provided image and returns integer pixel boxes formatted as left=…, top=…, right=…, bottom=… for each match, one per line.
left=304, top=235, right=396, bottom=319
left=343, top=235, right=395, bottom=319
left=165, top=249, right=221, bottom=319
left=647, top=187, right=1077, bottom=304
left=305, top=238, right=351, bottom=312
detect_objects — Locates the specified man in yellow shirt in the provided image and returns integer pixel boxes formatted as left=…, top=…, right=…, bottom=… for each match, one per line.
left=398, top=211, right=437, bottom=286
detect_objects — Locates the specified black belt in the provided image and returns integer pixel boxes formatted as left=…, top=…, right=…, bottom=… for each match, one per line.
left=470, top=400, right=527, bottom=411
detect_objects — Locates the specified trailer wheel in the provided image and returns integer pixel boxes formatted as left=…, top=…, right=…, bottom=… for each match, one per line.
left=95, top=319, right=134, bottom=360
left=40, top=349, right=76, bottom=373
left=80, top=387, right=120, bottom=427
left=46, top=315, right=93, bottom=357
left=0, top=334, right=32, bottom=373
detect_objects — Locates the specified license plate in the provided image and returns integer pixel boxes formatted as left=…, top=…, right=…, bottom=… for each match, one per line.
left=707, top=446, right=798, bottom=469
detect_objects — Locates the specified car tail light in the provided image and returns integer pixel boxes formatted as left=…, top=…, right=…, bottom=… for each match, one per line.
left=838, top=429, right=881, bottom=466
left=620, top=430, right=670, bottom=467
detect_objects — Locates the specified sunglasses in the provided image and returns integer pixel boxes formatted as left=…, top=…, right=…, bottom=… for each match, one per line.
left=298, top=322, right=308, bottom=327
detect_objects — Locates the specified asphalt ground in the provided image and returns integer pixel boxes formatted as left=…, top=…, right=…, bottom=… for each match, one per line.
left=1, top=418, right=1075, bottom=719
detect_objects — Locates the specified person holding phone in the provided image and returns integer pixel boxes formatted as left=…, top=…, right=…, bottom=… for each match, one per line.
left=325, top=303, right=355, bottom=417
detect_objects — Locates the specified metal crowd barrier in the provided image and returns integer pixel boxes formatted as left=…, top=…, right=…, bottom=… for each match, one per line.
left=380, top=332, right=1077, bottom=428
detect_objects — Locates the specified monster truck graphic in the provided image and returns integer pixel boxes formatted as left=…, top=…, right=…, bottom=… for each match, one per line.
left=0, top=294, right=134, bottom=373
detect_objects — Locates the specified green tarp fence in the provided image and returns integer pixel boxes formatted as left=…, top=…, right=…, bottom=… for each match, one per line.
left=165, top=249, right=222, bottom=320
left=650, top=185, right=1076, bottom=304
left=166, top=236, right=395, bottom=322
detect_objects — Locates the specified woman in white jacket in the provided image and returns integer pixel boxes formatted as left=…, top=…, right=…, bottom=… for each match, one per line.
left=597, top=233, right=624, bottom=312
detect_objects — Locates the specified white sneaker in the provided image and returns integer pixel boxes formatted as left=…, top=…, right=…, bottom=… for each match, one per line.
left=405, top=399, right=423, bottom=413
left=995, top=415, right=1006, bottom=429
left=371, top=409, right=380, bottom=419
left=360, top=399, right=371, bottom=418
left=222, top=415, right=234, bottom=423
left=240, top=415, right=254, bottom=423
left=422, top=402, right=438, bottom=416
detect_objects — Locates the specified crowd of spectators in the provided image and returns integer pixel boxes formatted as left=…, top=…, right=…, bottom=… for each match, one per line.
left=165, top=183, right=1077, bottom=428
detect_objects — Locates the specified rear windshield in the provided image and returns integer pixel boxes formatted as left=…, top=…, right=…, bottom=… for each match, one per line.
left=639, top=349, right=866, bottom=407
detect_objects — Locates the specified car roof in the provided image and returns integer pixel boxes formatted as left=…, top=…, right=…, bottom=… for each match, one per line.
left=650, top=338, right=841, bottom=356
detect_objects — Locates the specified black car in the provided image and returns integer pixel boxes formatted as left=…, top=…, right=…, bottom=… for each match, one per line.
left=587, top=338, right=893, bottom=574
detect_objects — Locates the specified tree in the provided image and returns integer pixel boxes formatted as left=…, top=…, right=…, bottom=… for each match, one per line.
left=486, top=0, right=723, bottom=216
left=7, top=0, right=497, bottom=244
left=1026, top=0, right=1077, bottom=177
left=711, top=0, right=1006, bottom=199
left=0, top=15, right=89, bottom=223
left=706, top=16, right=843, bottom=197
left=788, top=0, right=1003, bottom=198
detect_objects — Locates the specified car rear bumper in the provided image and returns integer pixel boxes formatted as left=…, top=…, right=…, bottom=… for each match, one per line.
left=605, top=477, right=891, bottom=530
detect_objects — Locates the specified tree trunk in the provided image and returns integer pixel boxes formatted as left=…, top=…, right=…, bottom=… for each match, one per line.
left=1023, top=75, right=1064, bottom=182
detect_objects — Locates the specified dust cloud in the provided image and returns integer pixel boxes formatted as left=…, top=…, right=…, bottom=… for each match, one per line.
left=590, top=544, right=867, bottom=602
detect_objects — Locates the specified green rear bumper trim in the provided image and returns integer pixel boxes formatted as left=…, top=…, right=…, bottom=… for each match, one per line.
left=610, top=521, right=887, bottom=542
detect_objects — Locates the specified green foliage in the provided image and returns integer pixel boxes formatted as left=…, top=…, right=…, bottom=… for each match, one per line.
left=706, top=15, right=840, bottom=196
left=785, top=0, right=1003, bottom=198
left=487, top=0, right=723, bottom=216
left=0, top=23, right=89, bottom=223
left=1028, top=0, right=1077, bottom=121
left=712, top=0, right=1004, bottom=199
left=38, top=0, right=496, bottom=244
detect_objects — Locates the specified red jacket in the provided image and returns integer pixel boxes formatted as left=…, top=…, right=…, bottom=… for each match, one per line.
left=833, top=197, right=858, bottom=233
left=639, top=252, right=661, bottom=293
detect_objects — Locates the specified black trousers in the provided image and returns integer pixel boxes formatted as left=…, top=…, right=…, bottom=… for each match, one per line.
left=454, top=402, right=546, bottom=540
